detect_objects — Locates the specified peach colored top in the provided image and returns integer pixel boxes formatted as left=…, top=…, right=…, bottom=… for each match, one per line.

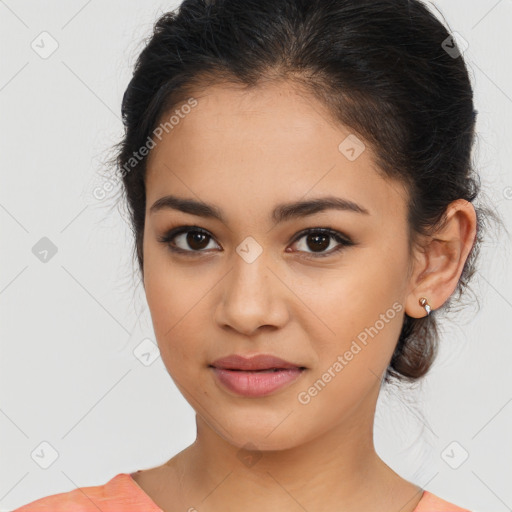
left=12, top=472, right=472, bottom=511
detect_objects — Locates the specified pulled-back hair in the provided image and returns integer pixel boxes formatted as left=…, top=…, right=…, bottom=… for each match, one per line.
left=110, top=0, right=503, bottom=385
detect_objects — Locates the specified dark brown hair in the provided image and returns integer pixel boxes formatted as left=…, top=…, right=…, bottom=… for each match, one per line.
left=109, top=0, right=504, bottom=385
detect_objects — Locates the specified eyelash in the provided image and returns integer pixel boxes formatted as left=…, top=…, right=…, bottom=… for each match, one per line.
left=157, top=225, right=355, bottom=260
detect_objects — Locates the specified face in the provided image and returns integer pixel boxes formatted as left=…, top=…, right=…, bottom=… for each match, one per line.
left=142, top=81, right=414, bottom=451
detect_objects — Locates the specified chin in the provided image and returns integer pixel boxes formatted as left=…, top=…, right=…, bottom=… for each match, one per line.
left=212, top=412, right=305, bottom=452
left=229, top=433, right=300, bottom=454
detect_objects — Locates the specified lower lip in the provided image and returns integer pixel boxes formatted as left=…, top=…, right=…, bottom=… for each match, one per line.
left=211, top=367, right=305, bottom=397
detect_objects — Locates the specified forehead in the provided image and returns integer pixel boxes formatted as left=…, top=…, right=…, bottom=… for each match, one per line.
left=145, top=81, right=409, bottom=224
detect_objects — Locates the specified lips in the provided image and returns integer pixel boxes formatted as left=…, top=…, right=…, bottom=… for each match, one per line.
left=209, top=354, right=307, bottom=397
left=209, top=354, right=306, bottom=397
left=209, top=353, right=305, bottom=371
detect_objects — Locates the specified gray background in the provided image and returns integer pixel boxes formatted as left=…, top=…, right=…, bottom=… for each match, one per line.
left=1, top=1, right=511, bottom=511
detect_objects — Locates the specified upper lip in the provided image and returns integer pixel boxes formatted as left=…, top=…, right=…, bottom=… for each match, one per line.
left=210, top=354, right=305, bottom=371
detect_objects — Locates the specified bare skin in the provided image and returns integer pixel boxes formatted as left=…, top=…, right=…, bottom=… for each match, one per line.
left=132, top=80, right=477, bottom=512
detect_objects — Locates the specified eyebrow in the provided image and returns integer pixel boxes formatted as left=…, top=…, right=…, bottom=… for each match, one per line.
left=149, top=194, right=370, bottom=223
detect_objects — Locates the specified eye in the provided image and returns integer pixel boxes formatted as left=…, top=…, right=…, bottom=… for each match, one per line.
left=288, top=227, right=355, bottom=259
left=157, top=225, right=220, bottom=255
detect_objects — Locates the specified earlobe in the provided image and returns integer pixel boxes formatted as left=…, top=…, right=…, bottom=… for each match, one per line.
left=405, top=292, right=435, bottom=319
left=404, top=199, right=477, bottom=318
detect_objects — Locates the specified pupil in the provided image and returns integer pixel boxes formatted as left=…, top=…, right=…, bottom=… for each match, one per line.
left=307, top=233, right=329, bottom=252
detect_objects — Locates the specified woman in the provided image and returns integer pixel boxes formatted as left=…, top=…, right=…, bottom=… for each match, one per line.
left=13, top=0, right=501, bottom=510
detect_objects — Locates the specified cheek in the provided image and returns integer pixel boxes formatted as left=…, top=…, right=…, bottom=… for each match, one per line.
left=143, top=247, right=205, bottom=369
left=295, top=240, right=408, bottom=367
left=291, top=259, right=406, bottom=424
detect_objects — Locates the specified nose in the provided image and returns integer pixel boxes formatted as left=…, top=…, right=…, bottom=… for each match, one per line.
left=214, top=252, right=290, bottom=336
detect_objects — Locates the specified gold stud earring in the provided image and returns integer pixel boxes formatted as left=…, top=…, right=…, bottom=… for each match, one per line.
left=418, top=297, right=432, bottom=316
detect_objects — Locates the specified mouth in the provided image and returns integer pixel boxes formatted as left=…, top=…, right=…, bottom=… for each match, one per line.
left=208, top=354, right=307, bottom=397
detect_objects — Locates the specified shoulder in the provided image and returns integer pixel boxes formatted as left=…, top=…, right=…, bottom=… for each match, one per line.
left=11, top=473, right=163, bottom=512
left=414, top=490, right=474, bottom=512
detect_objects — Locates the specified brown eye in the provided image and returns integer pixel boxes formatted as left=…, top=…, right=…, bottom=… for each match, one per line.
left=158, top=226, right=220, bottom=254
left=290, top=228, right=354, bottom=258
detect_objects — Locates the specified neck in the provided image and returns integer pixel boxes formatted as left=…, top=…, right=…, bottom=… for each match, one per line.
left=163, top=387, right=422, bottom=512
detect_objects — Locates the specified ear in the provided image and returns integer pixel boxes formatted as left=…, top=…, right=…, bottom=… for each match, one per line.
left=404, top=199, right=477, bottom=318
